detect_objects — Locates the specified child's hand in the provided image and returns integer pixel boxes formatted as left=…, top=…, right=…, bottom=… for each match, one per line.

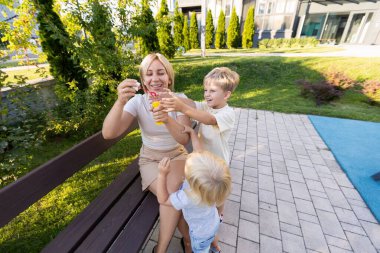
left=182, top=125, right=195, bottom=134
left=158, top=157, right=171, bottom=174
left=161, top=96, right=185, bottom=113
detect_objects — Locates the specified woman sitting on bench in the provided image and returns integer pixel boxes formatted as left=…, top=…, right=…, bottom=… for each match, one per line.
left=102, top=53, right=192, bottom=253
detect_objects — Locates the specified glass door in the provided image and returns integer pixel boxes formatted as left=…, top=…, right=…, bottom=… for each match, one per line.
left=345, top=13, right=365, bottom=43
left=321, top=14, right=348, bottom=44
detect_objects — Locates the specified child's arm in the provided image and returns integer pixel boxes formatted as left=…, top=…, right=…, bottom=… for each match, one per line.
left=162, top=96, right=217, bottom=126
left=182, top=125, right=203, bottom=152
left=157, top=157, right=173, bottom=206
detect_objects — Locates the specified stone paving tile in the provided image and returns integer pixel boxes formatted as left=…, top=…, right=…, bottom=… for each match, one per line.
left=282, top=231, right=307, bottom=253
left=144, top=109, right=380, bottom=253
left=237, top=237, right=259, bottom=253
left=260, top=235, right=283, bottom=253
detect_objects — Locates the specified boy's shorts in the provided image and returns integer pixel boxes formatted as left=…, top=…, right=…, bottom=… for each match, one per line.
left=138, top=145, right=188, bottom=191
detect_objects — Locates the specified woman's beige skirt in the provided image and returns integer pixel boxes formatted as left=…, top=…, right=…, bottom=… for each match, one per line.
left=139, top=145, right=188, bottom=191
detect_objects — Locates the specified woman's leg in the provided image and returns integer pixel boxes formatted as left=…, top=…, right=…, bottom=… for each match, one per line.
left=178, top=213, right=192, bottom=253
left=149, top=160, right=189, bottom=253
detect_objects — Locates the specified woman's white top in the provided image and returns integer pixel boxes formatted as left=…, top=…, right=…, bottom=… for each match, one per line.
left=124, top=93, right=187, bottom=150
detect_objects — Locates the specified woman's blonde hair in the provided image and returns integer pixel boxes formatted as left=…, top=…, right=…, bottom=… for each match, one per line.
left=184, top=151, right=232, bottom=206
left=203, top=67, right=239, bottom=92
left=139, top=53, right=175, bottom=91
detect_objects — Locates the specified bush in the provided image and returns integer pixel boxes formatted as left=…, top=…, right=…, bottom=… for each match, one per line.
left=298, top=79, right=343, bottom=106
left=227, top=7, right=241, bottom=49
left=258, top=39, right=269, bottom=49
left=189, top=12, right=199, bottom=49
left=361, top=80, right=380, bottom=105
left=324, top=71, right=356, bottom=90
left=215, top=10, right=226, bottom=49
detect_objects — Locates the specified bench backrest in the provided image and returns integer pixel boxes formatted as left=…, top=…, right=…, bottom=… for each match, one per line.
left=0, top=122, right=138, bottom=228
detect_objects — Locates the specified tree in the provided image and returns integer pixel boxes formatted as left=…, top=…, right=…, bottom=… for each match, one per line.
left=173, top=1, right=183, bottom=48
left=134, top=0, right=160, bottom=56
left=80, top=1, right=122, bottom=82
left=227, top=6, right=241, bottom=49
left=242, top=7, right=255, bottom=48
left=205, top=9, right=214, bottom=49
left=189, top=12, right=199, bottom=49
left=0, top=0, right=41, bottom=63
left=182, top=15, right=190, bottom=50
left=32, top=0, right=88, bottom=91
left=156, top=0, right=175, bottom=58
left=215, top=10, right=226, bottom=49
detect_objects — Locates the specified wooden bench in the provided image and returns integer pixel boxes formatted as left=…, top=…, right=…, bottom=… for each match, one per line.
left=0, top=122, right=161, bottom=253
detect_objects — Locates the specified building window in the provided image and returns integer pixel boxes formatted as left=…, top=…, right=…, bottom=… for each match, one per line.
left=267, top=1, right=274, bottom=14
left=276, top=0, right=285, bottom=13
left=225, top=4, right=231, bottom=16
left=285, top=0, right=296, bottom=13
left=259, top=2, right=265, bottom=14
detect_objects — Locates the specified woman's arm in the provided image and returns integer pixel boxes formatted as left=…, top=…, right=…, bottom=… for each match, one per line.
left=152, top=105, right=191, bottom=145
left=102, top=79, right=138, bottom=139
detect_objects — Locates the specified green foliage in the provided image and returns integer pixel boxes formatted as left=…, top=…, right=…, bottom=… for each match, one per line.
left=0, top=130, right=142, bottom=252
left=259, top=37, right=319, bottom=49
left=205, top=10, right=214, bottom=49
left=0, top=0, right=41, bottom=64
left=79, top=1, right=123, bottom=84
left=182, top=15, right=190, bottom=50
left=215, top=10, right=226, bottom=49
left=189, top=12, right=199, bottom=49
left=227, top=7, right=241, bottom=49
left=33, top=0, right=88, bottom=92
left=156, top=0, right=175, bottom=58
left=242, top=7, right=254, bottom=49
left=133, top=0, right=160, bottom=56
left=173, top=1, right=184, bottom=48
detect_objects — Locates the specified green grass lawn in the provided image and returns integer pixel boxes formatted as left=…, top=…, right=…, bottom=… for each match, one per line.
left=173, top=56, right=380, bottom=122
left=1, top=65, right=51, bottom=85
left=1, top=55, right=380, bottom=252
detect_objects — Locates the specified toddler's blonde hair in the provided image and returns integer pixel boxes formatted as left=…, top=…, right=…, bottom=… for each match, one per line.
left=184, top=151, right=232, bottom=206
left=203, top=67, right=240, bottom=92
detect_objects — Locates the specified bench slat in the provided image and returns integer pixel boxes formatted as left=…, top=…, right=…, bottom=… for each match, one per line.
left=42, top=159, right=140, bottom=253
left=0, top=133, right=119, bottom=227
left=0, top=122, right=137, bottom=228
left=107, top=193, right=159, bottom=253
left=75, top=175, right=147, bottom=252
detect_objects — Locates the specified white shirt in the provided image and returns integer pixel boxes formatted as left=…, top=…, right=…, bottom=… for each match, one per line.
left=195, top=101, right=235, bottom=163
left=124, top=93, right=186, bottom=150
left=170, top=180, right=219, bottom=239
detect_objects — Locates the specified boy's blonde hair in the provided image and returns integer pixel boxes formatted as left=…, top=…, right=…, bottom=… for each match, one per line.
left=203, top=67, right=239, bottom=92
left=139, top=53, right=175, bottom=91
left=184, top=151, right=232, bottom=206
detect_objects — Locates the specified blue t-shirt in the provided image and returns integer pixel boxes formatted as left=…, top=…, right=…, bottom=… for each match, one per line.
left=170, top=180, right=220, bottom=239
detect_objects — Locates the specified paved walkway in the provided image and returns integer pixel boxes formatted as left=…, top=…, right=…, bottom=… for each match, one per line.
left=143, top=109, right=380, bottom=253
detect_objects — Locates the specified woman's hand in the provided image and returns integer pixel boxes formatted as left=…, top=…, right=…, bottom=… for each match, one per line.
left=152, top=103, right=169, bottom=124
left=158, top=157, right=171, bottom=174
left=117, top=79, right=140, bottom=105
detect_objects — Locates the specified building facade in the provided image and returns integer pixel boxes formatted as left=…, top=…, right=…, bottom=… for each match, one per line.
left=177, top=0, right=380, bottom=45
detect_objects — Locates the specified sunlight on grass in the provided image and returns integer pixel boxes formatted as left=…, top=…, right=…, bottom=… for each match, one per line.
left=2, top=66, right=51, bottom=85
